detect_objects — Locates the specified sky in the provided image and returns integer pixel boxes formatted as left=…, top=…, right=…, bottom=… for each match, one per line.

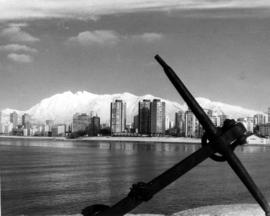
left=0, top=0, right=270, bottom=112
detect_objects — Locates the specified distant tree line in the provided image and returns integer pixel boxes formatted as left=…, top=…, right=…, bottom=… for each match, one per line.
left=68, top=127, right=111, bottom=139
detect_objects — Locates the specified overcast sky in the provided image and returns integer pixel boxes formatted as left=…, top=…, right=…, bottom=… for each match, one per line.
left=0, top=0, right=270, bottom=112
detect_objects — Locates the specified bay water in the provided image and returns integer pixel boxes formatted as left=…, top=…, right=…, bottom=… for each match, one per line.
left=1, top=138, right=270, bottom=216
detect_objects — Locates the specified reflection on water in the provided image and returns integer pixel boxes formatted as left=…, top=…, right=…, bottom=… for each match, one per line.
left=97, top=141, right=200, bottom=154
left=1, top=138, right=269, bottom=154
left=1, top=139, right=270, bottom=216
left=97, top=141, right=270, bottom=155
left=238, top=145, right=270, bottom=153
left=0, top=139, right=75, bottom=148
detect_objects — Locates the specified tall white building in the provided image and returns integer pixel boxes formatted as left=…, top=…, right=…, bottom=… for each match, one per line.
left=246, top=117, right=254, bottom=133
left=110, top=99, right=126, bottom=134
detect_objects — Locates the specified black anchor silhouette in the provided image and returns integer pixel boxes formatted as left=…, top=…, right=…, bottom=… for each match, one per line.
left=82, top=55, right=270, bottom=216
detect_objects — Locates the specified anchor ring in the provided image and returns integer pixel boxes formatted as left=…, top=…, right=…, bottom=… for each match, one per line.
left=201, top=132, right=240, bottom=162
left=201, top=132, right=227, bottom=162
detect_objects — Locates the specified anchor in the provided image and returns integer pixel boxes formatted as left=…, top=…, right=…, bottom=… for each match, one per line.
left=82, top=55, right=270, bottom=216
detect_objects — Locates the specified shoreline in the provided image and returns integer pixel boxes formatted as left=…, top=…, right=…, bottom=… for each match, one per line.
left=0, top=135, right=269, bottom=147
left=79, top=136, right=202, bottom=143
left=0, top=135, right=201, bottom=144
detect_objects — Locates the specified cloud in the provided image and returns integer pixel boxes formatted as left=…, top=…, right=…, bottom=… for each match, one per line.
left=0, top=0, right=270, bottom=20
left=0, top=44, right=37, bottom=53
left=0, top=24, right=39, bottom=43
left=132, top=33, right=163, bottom=42
left=68, top=30, right=120, bottom=46
left=7, top=23, right=28, bottom=28
left=68, top=30, right=163, bottom=46
left=7, top=53, right=33, bottom=63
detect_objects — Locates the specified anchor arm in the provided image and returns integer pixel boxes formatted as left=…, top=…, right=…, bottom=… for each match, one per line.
left=83, top=145, right=215, bottom=216
left=225, top=148, right=270, bottom=215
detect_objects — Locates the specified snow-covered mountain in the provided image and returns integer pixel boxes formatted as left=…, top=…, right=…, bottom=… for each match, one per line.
left=0, top=91, right=263, bottom=124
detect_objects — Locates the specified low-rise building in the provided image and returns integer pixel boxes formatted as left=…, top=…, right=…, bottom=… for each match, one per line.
left=246, top=134, right=270, bottom=145
left=258, top=123, right=270, bottom=137
left=72, top=113, right=90, bottom=133
left=52, top=124, right=66, bottom=137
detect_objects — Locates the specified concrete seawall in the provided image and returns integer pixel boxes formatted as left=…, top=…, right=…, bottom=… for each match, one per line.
left=126, top=204, right=267, bottom=215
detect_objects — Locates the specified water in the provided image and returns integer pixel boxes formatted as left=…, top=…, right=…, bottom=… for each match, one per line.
left=1, top=138, right=270, bottom=216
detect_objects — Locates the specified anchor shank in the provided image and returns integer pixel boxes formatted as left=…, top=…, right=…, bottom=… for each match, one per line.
left=95, top=145, right=215, bottom=216
left=154, top=55, right=217, bottom=139
left=224, top=148, right=270, bottom=215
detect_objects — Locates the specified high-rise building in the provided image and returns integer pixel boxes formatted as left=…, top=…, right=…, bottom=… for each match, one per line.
left=133, top=115, right=139, bottom=132
left=211, top=116, right=221, bottom=127
left=165, top=115, right=171, bottom=130
left=110, top=99, right=126, bottom=135
left=185, top=108, right=206, bottom=138
left=22, top=113, right=31, bottom=129
left=88, top=116, right=100, bottom=136
left=10, top=112, right=18, bottom=129
left=219, top=114, right=229, bottom=127
left=254, top=114, right=266, bottom=126
left=150, top=99, right=165, bottom=136
left=138, top=99, right=151, bottom=134
left=268, top=107, right=270, bottom=123
left=175, top=111, right=185, bottom=136
left=185, top=109, right=197, bottom=137
left=205, top=109, right=213, bottom=117
left=258, top=123, right=270, bottom=137
left=45, top=120, right=54, bottom=132
left=246, top=117, right=254, bottom=133
left=72, top=113, right=90, bottom=132
left=0, top=111, right=10, bottom=125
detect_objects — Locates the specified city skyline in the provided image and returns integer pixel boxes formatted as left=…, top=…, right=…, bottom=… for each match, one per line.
left=1, top=97, right=269, bottom=138
left=1, top=1, right=270, bottom=111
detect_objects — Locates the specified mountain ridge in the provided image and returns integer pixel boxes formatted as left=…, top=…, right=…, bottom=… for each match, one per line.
left=0, top=91, right=264, bottom=125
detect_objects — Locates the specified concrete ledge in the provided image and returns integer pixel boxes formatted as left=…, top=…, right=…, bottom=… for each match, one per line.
left=74, top=204, right=267, bottom=216
left=125, top=204, right=266, bottom=216
left=171, top=204, right=265, bottom=216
